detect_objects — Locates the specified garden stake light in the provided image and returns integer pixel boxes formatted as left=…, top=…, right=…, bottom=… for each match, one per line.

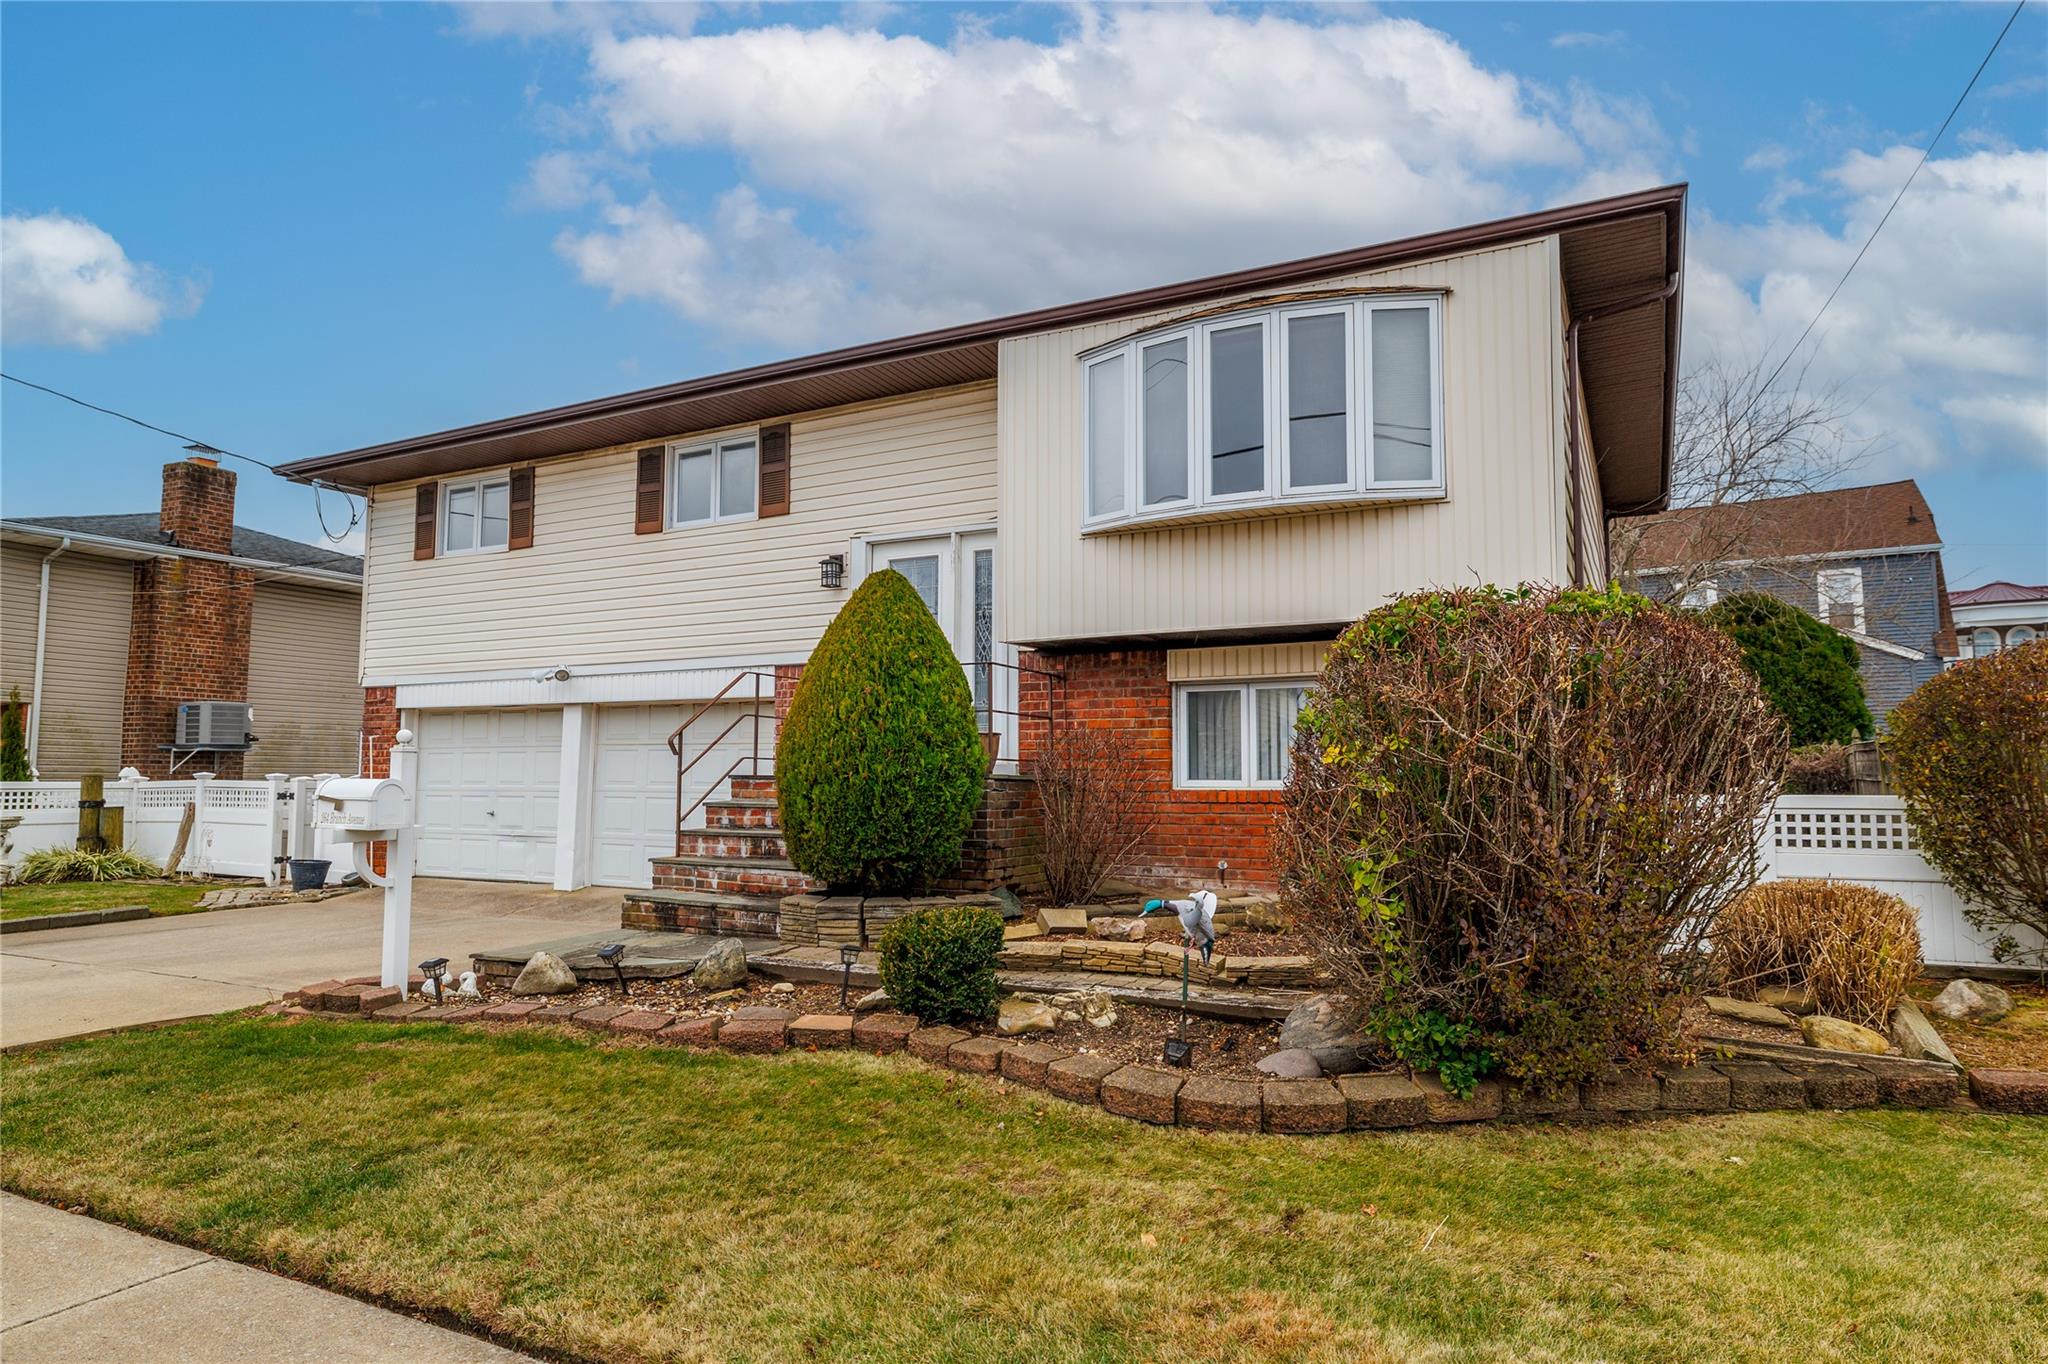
left=597, top=943, right=629, bottom=998
left=1163, top=952, right=1194, bottom=1067
left=839, top=942, right=860, bottom=1009
left=418, top=957, right=449, bottom=1004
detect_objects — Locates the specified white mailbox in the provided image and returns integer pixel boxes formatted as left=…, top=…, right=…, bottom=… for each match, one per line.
left=313, top=776, right=410, bottom=842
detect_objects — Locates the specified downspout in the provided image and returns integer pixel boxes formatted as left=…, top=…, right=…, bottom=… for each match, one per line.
left=28, top=536, right=72, bottom=776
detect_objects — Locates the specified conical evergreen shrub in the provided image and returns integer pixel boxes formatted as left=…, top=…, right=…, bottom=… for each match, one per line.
left=776, top=569, right=987, bottom=894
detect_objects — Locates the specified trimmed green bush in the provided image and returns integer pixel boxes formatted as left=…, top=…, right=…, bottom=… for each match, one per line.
left=776, top=569, right=987, bottom=895
left=1701, top=592, right=1873, bottom=745
left=876, top=904, right=1003, bottom=1024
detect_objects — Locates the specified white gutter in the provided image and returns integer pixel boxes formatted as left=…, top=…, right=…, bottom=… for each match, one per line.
left=28, top=536, right=71, bottom=775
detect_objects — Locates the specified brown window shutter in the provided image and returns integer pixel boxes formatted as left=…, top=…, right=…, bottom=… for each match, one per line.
left=508, top=466, right=535, bottom=549
left=413, top=483, right=437, bottom=560
left=758, top=423, right=791, bottom=518
left=634, top=448, right=666, bottom=534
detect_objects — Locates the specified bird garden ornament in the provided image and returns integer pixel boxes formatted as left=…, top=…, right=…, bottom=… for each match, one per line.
left=1139, top=888, right=1218, bottom=963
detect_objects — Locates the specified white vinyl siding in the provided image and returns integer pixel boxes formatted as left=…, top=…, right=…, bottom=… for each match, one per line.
left=999, top=237, right=1569, bottom=646
left=0, top=544, right=133, bottom=780
left=245, top=581, right=363, bottom=776
left=360, top=385, right=997, bottom=679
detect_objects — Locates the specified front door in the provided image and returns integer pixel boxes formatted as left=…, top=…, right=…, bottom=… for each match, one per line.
left=871, top=531, right=1013, bottom=758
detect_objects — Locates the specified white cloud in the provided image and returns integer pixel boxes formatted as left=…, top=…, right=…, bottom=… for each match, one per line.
left=0, top=212, right=202, bottom=350
left=447, top=2, right=700, bottom=42
left=1688, top=146, right=2048, bottom=472
left=1551, top=30, right=1625, bottom=50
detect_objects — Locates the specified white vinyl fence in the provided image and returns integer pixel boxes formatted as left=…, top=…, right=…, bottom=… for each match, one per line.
left=1758, top=795, right=2043, bottom=970
left=0, top=774, right=357, bottom=887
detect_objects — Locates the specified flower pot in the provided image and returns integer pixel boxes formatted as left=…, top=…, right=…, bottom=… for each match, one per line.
left=288, top=858, right=331, bottom=892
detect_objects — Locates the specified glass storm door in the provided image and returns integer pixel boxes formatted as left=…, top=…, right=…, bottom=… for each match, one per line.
left=871, top=532, right=1012, bottom=755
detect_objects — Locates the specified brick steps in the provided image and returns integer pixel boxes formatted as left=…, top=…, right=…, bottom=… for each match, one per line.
left=632, top=772, right=811, bottom=931
left=652, top=854, right=817, bottom=898
left=704, top=799, right=779, bottom=831
left=673, top=827, right=789, bottom=860
left=621, top=888, right=782, bottom=938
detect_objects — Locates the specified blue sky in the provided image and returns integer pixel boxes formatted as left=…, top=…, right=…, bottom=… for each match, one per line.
left=2, top=2, right=2043, bottom=587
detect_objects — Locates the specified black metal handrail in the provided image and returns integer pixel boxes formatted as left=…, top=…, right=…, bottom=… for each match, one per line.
left=670, top=670, right=778, bottom=843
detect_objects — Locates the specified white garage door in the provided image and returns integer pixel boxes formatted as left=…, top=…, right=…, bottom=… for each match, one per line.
left=592, top=702, right=763, bottom=889
left=416, top=708, right=562, bottom=882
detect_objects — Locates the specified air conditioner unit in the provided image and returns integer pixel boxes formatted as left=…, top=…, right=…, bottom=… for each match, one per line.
left=175, top=701, right=254, bottom=750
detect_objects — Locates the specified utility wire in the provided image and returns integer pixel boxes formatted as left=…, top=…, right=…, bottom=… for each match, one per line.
left=1751, top=0, right=2027, bottom=401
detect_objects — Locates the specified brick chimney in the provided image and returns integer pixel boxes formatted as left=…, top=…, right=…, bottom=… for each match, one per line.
left=120, top=457, right=254, bottom=777
left=160, top=455, right=237, bottom=555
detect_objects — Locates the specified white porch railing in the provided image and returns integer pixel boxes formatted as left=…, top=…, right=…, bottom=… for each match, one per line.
left=1758, top=795, right=2044, bottom=970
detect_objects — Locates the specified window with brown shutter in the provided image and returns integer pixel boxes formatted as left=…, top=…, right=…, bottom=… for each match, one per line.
left=758, top=423, right=791, bottom=518
left=634, top=447, right=666, bottom=534
left=413, top=482, right=437, bottom=560
left=508, top=466, right=535, bottom=549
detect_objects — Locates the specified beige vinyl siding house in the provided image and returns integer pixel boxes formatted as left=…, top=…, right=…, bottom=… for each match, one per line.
left=0, top=544, right=133, bottom=780
left=245, top=580, right=365, bottom=775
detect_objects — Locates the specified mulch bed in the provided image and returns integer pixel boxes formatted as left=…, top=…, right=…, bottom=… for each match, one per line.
left=1909, top=978, right=2048, bottom=1070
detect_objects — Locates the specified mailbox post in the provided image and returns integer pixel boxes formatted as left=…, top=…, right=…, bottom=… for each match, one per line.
left=314, top=727, right=420, bottom=996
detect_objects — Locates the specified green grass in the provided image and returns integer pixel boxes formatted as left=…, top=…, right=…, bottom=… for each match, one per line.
left=0, top=880, right=211, bottom=921
left=4, top=1017, right=2045, bottom=1364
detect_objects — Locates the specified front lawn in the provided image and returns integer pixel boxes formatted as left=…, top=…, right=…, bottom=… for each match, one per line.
left=4, top=1017, right=2044, bottom=1364
left=0, top=880, right=212, bottom=922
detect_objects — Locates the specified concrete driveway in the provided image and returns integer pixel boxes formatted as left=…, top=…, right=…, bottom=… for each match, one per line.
left=0, top=879, right=620, bottom=1049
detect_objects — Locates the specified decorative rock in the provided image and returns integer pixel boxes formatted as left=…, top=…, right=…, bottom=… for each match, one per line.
left=1756, top=984, right=1817, bottom=1015
left=996, top=997, right=1059, bottom=1036
left=992, top=886, right=1025, bottom=920
left=691, top=938, right=750, bottom=991
left=1801, top=1014, right=1891, bottom=1055
left=1714, top=1062, right=1807, bottom=1111
left=788, top=1014, right=854, bottom=1049
left=853, top=989, right=893, bottom=1013
left=999, top=1042, right=1067, bottom=1087
left=1656, top=1067, right=1731, bottom=1111
left=1045, top=1053, right=1121, bottom=1103
left=1262, top=1078, right=1347, bottom=1133
left=1175, top=1077, right=1263, bottom=1131
left=719, top=1017, right=788, bottom=1053
left=1050, top=988, right=1118, bottom=1029
left=1929, top=978, right=2014, bottom=1025
left=1580, top=1068, right=1660, bottom=1114
left=1415, top=1074, right=1503, bottom=1122
left=1101, top=1065, right=1184, bottom=1124
left=1780, top=1059, right=1879, bottom=1108
left=1704, top=995, right=1797, bottom=1028
left=606, top=1009, right=674, bottom=1039
left=1966, top=1067, right=2048, bottom=1114
left=769, top=981, right=797, bottom=995
left=1275, top=994, right=1374, bottom=1075
left=1089, top=916, right=1148, bottom=941
left=510, top=952, right=581, bottom=997
left=1336, top=1073, right=1428, bottom=1128
left=1037, top=905, right=1089, bottom=934
left=948, top=1036, right=1007, bottom=1074
left=659, top=1015, right=722, bottom=1046
left=852, top=1012, right=919, bottom=1054
left=1254, top=1048, right=1322, bottom=1079
left=909, top=1025, right=971, bottom=1064
left=1889, top=1002, right=1961, bottom=1067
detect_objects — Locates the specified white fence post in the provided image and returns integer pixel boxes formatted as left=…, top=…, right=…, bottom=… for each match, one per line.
left=263, top=773, right=291, bottom=887
left=111, top=774, right=144, bottom=851
left=187, top=772, right=214, bottom=876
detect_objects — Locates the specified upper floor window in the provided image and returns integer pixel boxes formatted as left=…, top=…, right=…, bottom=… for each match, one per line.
left=673, top=437, right=757, bottom=528
left=1816, top=566, right=1865, bottom=632
left=443, top=475, right=510, bottom=554
left=1971, top=627, right=2002, bottom=657
left=1083, top=295, right=1443, bottom=528
left=2010, top=625, right=2039, bottom=648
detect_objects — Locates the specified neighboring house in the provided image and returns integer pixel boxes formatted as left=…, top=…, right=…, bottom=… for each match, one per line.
left=277, top=184, right=1685, bottom=900
left=0, top=456, right=364, bottom=780
left=1623, top=480, right=1956, bottom=721
left=1947, top=580, right=2047, bottom=663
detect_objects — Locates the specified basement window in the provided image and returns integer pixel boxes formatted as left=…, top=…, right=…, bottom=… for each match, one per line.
left=1173, top=680, right=1311, bottom=789
left=443, top=476, right=510, bottom=554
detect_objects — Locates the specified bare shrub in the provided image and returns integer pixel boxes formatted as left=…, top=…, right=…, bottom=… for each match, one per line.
left=1716, top=879, right=1921, bottom=1027
left=1029, top=726, right=1156, bottom=905
left=1783, top=743, right=1855, bottom=795
left=1276, top=585, right=1785, bottom=1093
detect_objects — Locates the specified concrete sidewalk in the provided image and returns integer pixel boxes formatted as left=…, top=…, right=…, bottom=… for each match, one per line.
left=0, top=1194, right=536, bottom=1362
left=0, top=878, right=620, bottom=1048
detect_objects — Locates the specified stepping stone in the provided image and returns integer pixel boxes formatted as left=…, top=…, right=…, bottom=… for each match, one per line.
left=605, top=1010, right=675, bottom=1038
left=1262, top=1078, right=1347, bottom=1133
left=658, top=1015, right=722, bottom=1047
left=1176, top=1076, right=1262, bottom=1131
left=948, top=1037, right=1007, bottom=1074
left=789, top=1015, right=854, bottom=1049
left=853, top=1013, right=919, bottom=1054
left=1045, top=1053, right=1121, bottom=1104
left=909, top=1026, right=970, bottom=1064
left=1336, top=1073, right=1429, bottom=1128
left=1714, top=1062, right=1807, bottom=1111
left=999, top=1042, right=1067, bottom=1087
left=1967, top=1068, right=2048, bottom=1114
left=1036, top=905, right=1089, bottom=934
left=1705, top=995, right=1797, bottom=1028
left=1581, top=1068, right=1660, bottom=1114
left=719, top=1017, right=788, bottom=1053
left=1415, top=1074, right=1502, bottom=1123
left=1657, top=1067, right=1731, bottom=1111
left=1101, top=1065, right=1183, bottom=1124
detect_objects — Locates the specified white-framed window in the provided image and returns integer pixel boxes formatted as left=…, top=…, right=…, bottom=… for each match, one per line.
left=672, top=436, right=757, bottom=528
left=1816, top=566, right=1865, bottom=632
left=1971, top=627, right=2002, bottom=657
left=443, top=475, right=511, bottom=555
left=1678, top=579, right=1719, bottom=609
left=2008, top=625, right=2038, bottom=648
left=1173, top=679, right=1311, bottom=789
left=1081, top=293, right=1443, bottom=530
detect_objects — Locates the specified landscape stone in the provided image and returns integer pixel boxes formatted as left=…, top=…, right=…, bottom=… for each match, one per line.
left=1966, top=1068, right=2048, bottom=1114
left=1037, top=905, right=1089, bottom=934
left=288, top=979, right=342, bottom=1008
left=1704, top=995, right=1797, bottom=1028
left=999, top=1042, right=1067, bottom=1087
left=1756, top=984, right=1817, bottom=1015
left=996, top=997, right=1059, bottom=1036
left=1581, top=1068, right=1660, bottom=1113
left=1714, top=1062, right=1807, bottom=1110
left=1780, top=1059, right=1879, bottom=1108
left=852, top=1012, right=919, bottom=1054
left=1045, top=1053, right=1121, bottom=1103
left=1503, top=1081, right=1580, bottom=1119
left=1275, top=993, right=1374, bottom=1074
left=1928, top=978, right=2014, bottom=1025
left=371, top=1001, right=430, bottom=1022
left=1859, top=1056, right=1959, bottom=1108
left=1101, top=1065, right=1184, bottom=1124
left=1415, top=1074, right=1503, bottom=1122
left=1889, top=1002, right=1961, bottom=1067
left=719, top=1017, right=788, bottom=1053
left=1088, top=916, right=1148, bottom=941
left=691, top=938, right=750, bottom=991
left=1176, top=1077, right=1263, bottom=1131
left=573, top=1005, right=631, bottom=1030
left=605, top=1010, right=674, bottom=1039
left=788, top=1014, right=854, bottom=1049
left=356, top=987, right=402, bottom=1014
left=510, top=951, right=580, bottom=997
left=530, top=1002, right=587, bottom=1025
left=1050, top=988, right=1118, bottom=1029
left=992, top=886, right=1025, bottom=920
left=1801, top=1014, right=1891, bottom=1055
left=1001, top=923, right=1044, bottom=941
left=1254, top=1048, right=1322, bottom=1079
left=909, top=1025, right=971, bottom=1064
left=1262, top=1078, right=1347, bottom=1133
left=948, top=1036, right=1007, bottom=1074
left=732, top=1006, right=795, bottom=1022
left=1335, top=1073, right=1428, bottom=1128
left=658, top=1015, right=722, bottom=1046
left=1657, top=1067, right=1731, bottom=1111
left=853, top=989, right=894, bottom=1013
left=479, top=1000, right=542, bottom=1023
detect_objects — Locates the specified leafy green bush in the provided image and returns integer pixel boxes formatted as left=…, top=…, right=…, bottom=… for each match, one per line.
left=876, top=903, right=1003, bottom=1024
left=0, top=688, right=28, bottom=782
left=1886, top=640, right=2048, bottom=966
left=776, top=569, right=988, bottom=895
left=15, top=847, right=163, bottom=884
left=1276, top=585, right=1785, bottom=1094
left=1715, top=879, right=1921, bottom=1027
left=1702, top=592, right=1872, bottom=745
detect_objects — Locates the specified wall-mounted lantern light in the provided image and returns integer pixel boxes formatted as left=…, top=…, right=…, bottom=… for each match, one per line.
left=819, top=554, right=846, bottom=590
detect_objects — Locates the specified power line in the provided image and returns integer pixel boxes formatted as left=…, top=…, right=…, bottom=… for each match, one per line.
left=1, top=371, right=278, bottom=471
left=1752, top=0, right=2027, bottom=401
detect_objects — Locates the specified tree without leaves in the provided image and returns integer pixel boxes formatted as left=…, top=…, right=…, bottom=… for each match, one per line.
left=1028, top=726, right=1157, bottom=905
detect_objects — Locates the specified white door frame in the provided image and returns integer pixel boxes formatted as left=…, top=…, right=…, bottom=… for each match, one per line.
left=855, top=526, right=1016, bottom=766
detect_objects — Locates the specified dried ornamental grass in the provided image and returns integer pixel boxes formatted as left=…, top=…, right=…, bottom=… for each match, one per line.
left=1716, top=878, right=1921, bottom=1027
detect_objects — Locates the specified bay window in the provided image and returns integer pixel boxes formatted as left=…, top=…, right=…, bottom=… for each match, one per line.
left=1175, top=679, right=1312, bottom=789
left=1083, top=293, right=1442, bottom=528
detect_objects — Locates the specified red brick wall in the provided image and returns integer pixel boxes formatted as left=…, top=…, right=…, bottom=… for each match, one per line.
left=159, top=458, right=237, bottom=555
left=121, top=556, right=255, bottom=778
left=1022, top=647, right=1283, bottom=891
left=358, top=686, right=399, bottom=876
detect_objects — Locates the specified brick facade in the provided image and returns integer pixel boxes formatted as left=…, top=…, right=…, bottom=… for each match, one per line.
left=120, top=460, right=254, bottom=779
left=358, top=685, right=399, bottom=875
